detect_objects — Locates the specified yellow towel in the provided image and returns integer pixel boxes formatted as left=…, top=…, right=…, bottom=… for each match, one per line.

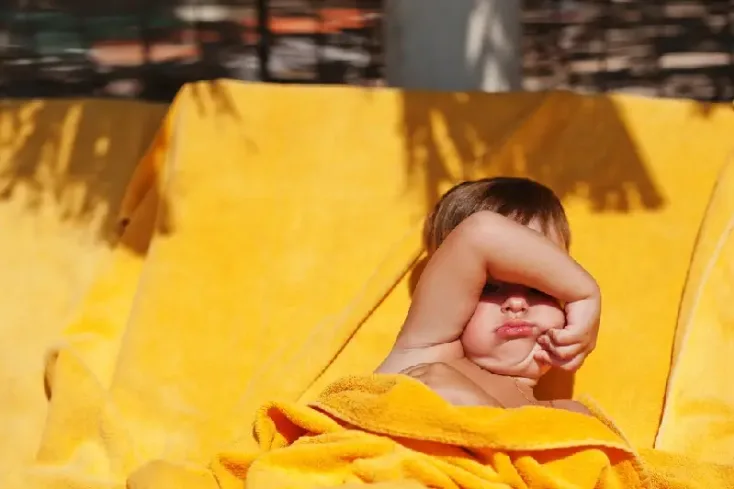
left=18, top=81, right=734, bottom=489
left=215, top=375, right=734, bottom=489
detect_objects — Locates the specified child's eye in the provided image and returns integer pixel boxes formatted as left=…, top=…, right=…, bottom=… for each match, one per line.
left=529, top=288, right=552, bottom=299
left=482, top=283, right=500, bottom=295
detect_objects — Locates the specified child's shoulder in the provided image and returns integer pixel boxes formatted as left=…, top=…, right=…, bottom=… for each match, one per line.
left=549, top=399, right=593, bottom=416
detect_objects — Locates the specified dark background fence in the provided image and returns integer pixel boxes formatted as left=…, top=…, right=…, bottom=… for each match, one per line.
left=1, top=1, right=733, bottom=102
left=525, top=0, right=734, bottom=101
left=0, top=0, right=384, bottom=100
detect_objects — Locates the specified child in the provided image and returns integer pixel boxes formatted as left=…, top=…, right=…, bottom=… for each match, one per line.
left=376, top=177, right=601, bottom=413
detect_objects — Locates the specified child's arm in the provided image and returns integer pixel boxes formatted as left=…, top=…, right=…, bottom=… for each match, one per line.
left=379, top=211, right=599, bottom=372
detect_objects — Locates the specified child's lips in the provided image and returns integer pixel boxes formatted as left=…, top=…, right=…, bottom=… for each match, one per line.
left=495, top=320, right=537, bottom=339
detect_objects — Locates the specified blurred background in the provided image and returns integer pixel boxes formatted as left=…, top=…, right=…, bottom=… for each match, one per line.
left=0, top=0, right=733, bottom=102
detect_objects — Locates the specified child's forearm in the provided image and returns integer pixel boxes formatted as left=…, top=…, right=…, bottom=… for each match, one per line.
left=463, top=211, right=599, bottom=304
left=397, top=211, right=598, bottom=349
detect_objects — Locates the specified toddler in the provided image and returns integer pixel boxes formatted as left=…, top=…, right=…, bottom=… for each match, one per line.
left=376, top=177, right=601, bottom=413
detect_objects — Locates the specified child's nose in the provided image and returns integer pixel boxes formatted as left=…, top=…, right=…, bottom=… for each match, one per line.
left=501, top=296, right=529, bottom=314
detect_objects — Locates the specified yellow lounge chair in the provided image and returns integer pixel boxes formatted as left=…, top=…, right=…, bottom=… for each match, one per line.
left=2, top=80, right=734, bottom=488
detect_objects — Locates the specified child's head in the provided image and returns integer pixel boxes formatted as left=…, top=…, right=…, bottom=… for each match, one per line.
left=425, top=177, right=570, bottom=253
left=425, top=177, right=571, bottom=382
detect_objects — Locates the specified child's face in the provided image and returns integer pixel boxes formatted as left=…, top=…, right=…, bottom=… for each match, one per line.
left=460, top=220, right=567, bottom=382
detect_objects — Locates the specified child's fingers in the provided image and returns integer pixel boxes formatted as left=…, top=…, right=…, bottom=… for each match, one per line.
left=548, top=327, right=588, bottom=346
left=534, top=349, right=552, bottom=364
left=540, top=350, right=588, bottom=371
left=556, top=354, right=587, bottom=372
left=539, top=336, right=584, bottom=361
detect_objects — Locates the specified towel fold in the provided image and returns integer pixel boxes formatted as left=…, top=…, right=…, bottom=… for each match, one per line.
left=216, top=375, right=734, bottom=489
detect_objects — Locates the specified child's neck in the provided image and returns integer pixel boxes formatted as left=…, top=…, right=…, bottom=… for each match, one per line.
left=449, top=357, right=539, bottom=404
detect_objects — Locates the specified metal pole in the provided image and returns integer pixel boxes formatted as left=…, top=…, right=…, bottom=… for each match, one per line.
left=256, top=0, right=270, bottom=81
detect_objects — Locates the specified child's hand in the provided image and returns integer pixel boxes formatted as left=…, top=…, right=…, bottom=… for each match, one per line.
left=535, top=292, right=601, bottom=371
left=401, top=363, right=502, bottom=407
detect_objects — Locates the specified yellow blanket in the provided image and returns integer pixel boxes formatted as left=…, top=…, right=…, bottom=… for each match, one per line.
left=12, top=81, right=734, bottom=488
left=215, top=375, right=734, bottom=489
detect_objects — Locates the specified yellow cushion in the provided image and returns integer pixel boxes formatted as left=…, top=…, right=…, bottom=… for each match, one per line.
left=655, top=153, right=734, bottom=464
left=0, top=98, right=166, bottom=489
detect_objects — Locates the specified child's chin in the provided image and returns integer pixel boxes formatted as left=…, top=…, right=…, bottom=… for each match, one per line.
left=515, top=364, right=547, bottom=383
left=509, top=358, right=550, bottom=382
left=475, top=356, right=546, bottom=380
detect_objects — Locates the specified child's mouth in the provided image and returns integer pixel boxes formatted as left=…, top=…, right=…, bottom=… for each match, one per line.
left=496, top=320, right=536, bottom=339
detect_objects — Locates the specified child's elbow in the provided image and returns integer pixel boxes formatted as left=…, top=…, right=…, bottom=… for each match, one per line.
left=451, top=211, right=507, bottom=247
